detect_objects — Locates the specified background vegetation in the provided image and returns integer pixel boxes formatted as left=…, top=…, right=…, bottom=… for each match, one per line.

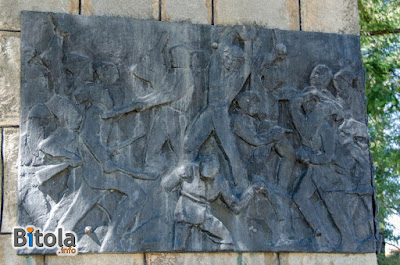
left=358, top=0, right=400, bottom=263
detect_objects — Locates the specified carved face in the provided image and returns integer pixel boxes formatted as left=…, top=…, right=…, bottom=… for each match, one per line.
left=237, top=91, right=260, bottom=116
left=340, top=119, right=369, bottom=150
left=333, top=69, right=356, bottom=100
left=170, top=45, right=190, bottom=68
left=310, top=64, right=333, bottom=90
left=275, top=43, right=287, bottom=60
left=222, top=45, right=243, bottom=71
left=96, top=63, right=119, bottom=85
left=65, top=53, right=94, bottom=83
left=261, top=66, right=282, bottom=91
left=200, top=157, right=219, bottom=181
left=302, top=98, right=319, bottom=114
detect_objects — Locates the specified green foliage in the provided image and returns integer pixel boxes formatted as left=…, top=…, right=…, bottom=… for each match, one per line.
left=377, top=251, right=400, bottom=265
left=358, top=0, right=400, bottom=246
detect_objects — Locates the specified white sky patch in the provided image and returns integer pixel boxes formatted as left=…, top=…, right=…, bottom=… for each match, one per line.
left=386, top=214, right=400, bottom=255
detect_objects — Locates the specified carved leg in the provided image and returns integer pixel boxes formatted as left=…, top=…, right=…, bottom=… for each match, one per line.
left=201, top=213, right=234, bottom=250
left=320, top=191, right=355, bottom=250
left=212, top=109, right=248, bottom=189
left=275, top=137, right=296, bottom=194
left=173, top=222, right=191, bottom=250
left=183, top=109, right=213, bottom=162
left=144, top=112, right=169, bottom=169
left=99, top=173, right=146, bottom=252
left=51, top=181, right=103, bottom=232
left=293, top=168, right=336, bottom=247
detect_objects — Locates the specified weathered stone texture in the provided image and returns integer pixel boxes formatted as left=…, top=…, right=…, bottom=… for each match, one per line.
left=45, top=253, right=144, bottom=265
left=161, top=0, right=211, bottom=24
left=20, top=11, right=375, bottom=254
left=81, top=0, right=159, bottom=20
left=279, top=253, right=378, bottom=265
left=2, top=128, right=19, bottom=232
left=301, top=0, right=360, bottom=35
left=214, top=0, right=300, bottom=30
left=146, top=253, right=278, bottom=265
left=0, top=0, right=78, bottom=30
left=0, top=32, right=20, bottom=127
left=0, top=235, right=44, bottom=265
left=0, top=130, right=2, bottom=213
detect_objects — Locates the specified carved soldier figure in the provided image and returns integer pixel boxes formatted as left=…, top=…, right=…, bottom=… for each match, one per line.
left=233, top=91, right=295, bottom=193
left=291, top=92, right=337, bottom=245
left=162, top=155, right=264, bottom=251
left=103, top=42, right=195, bottom=174
left=303, top=64, right=337, bottom=102
left=182, top=27, right=255, bottom=190
left=73, top=72, right=159, bottom=250
left=289, top=86, right=365, bottom=250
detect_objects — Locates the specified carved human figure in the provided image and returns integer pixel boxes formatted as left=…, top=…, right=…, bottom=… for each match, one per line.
left=233, top=90, right=297, bottom=242
left=103, top=43, right=195, bottom=174
left=162, top=155, right=264, bottom=250
left=336, top=119, right=375, bottom=244
left=233, top=90, right=295, bottom=191
left=20, top=104, right=55, bottom=167
left=182, top=27, right=255, bottom=190
left=38, top=95, right=83, bottom=173
left=303, top=64, right=337, bottom=102
left=290, top=88, right=361, bottom=249
left=333, top=69, right=365, bottom=120
left=72, top=76, right=159, bottom=250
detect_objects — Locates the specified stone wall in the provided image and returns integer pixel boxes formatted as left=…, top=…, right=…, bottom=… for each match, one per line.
left=0, top=0, right=375, bottom=264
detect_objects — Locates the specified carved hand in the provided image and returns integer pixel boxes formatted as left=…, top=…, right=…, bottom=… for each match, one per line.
left=252, top=181, right=267, bottom=194
left=103, top=160, right=118, bottom=173
left=237, top=25, right=257, bottom=41
left=296, top=147, right=311, bottom=164
left=270, top=126, right=292, bottom=141
left=70, top=155, right=82, bottom=167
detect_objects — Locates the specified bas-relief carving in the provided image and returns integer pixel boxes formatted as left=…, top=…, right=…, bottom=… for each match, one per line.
left=19, top=11, right=377, bottom=253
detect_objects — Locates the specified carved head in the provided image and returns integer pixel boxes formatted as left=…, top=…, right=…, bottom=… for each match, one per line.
left=333, top=69, right=356, bottom=99
left=261, top=66, right=282, bottom=91
left=65, top=53, right=94, bottom=83
left=302, top=91, right=321, bottom=115
left=310, top=64, right=333, bottom=90
left=236, top=90, right=260, bottom=116
left=28, top=104, right=52, bottom=128
left=170, top=45, right=190, bottom=68
left=275, top=43, right=287, bottom=60
left=200, top=155, right=219, bottom=181
left=95, top=62, right=119, bottom=85
left=340, top=118, right=368, bottom=149
left=222, top=45, right=243, bottom=71
left=73, top=83, right=113, bottom=109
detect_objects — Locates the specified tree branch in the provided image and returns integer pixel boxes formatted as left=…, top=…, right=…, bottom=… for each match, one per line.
left=386, top=242, right=400, bottom=251
left=362, top=29, right=400, bottom=36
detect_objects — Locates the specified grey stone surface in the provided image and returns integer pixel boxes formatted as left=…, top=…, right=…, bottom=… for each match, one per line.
left=19, top=11, right=377, bottom=253
left=2, top=128, right=19, bottom=233
left=214, top=0, right=300, bottom=30
left=0, top=0, right=78, bottom=30
left=0, top=31, right=20, bottom=127
left=81, top=0, right=159, bottom=20
left=146, top=252, right=278, bottom=265
left=0, top=130, right=2, bottom=216
left=161, top=0, right=212, bottom=24
left=279, top=253, right=378, bottom=265
left=45, top=253, right=144, bottom=264
left=300, top=0, right=360, bottom=35
left=0, top=235, right=44, bottom=264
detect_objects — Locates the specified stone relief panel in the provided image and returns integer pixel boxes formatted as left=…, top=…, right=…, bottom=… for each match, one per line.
left=19, top=11, right=377, bottom=253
